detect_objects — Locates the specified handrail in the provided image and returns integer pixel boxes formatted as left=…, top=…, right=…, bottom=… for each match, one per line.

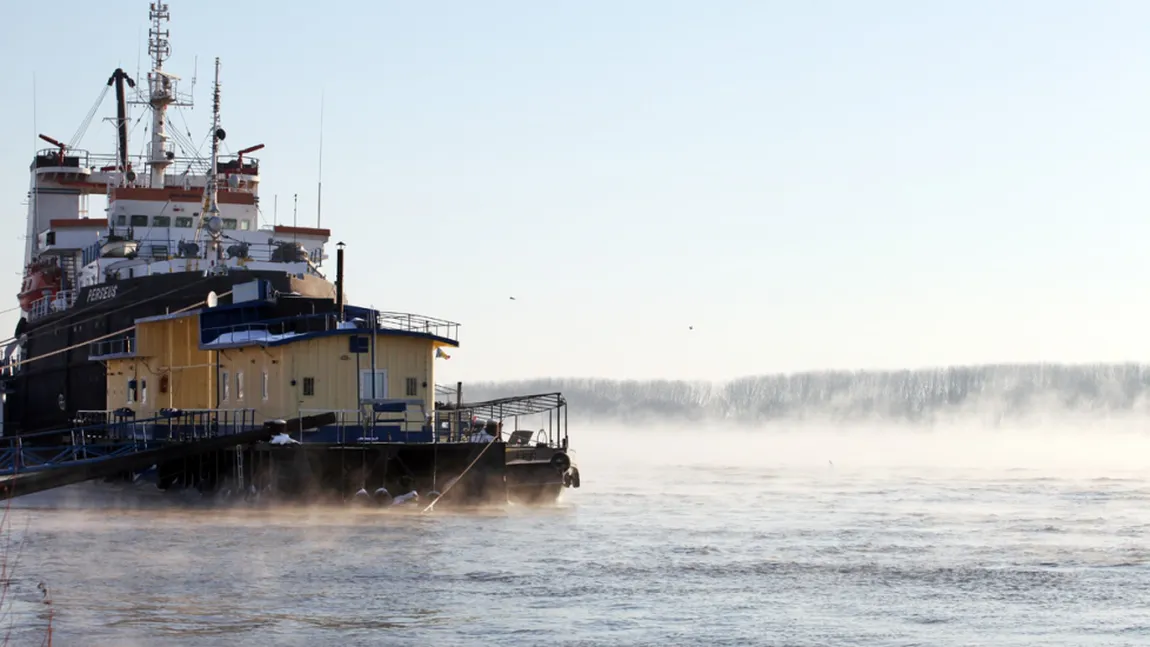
left=34, top=148, right=261, bottom=177
left=202, top=310, right=461, bottom=346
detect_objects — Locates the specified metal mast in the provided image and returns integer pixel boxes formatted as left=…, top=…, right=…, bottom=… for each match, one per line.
left=201, top=57, right=224, bottom=260
left=145, top=2, right=173, bottom=188
left=134, top=2, right=195, bottom=189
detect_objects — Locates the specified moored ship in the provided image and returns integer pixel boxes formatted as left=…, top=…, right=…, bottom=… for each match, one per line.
left=0, top=2, right=583, bottom=505
left=2, top=3, right=335, bottom=434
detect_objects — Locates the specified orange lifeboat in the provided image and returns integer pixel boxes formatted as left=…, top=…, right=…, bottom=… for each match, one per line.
left=17, top=259, right=63, bottom=312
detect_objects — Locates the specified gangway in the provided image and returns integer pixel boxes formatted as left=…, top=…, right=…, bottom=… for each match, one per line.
left=0, top=410, right=335, bottom=500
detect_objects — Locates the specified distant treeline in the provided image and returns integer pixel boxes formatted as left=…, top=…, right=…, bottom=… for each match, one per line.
left=456, top=364, right=1150, bottom=423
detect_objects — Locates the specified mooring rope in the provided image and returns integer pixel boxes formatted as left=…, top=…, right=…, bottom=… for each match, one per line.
left=421, top=436, right=498, bottom=513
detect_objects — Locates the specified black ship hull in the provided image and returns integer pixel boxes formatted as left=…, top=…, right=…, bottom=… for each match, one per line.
left=3, top=270, right=335, bottom=435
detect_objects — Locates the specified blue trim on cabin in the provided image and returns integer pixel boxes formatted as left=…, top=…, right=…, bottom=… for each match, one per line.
left=200, top=326, right=458, bottom=350
left=305, top=425, right=435, bottom=444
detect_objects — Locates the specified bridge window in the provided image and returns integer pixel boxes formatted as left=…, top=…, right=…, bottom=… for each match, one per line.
left=221, top=370, right=230, bottom=402
left=153, top=215, right=171, bottom=227
left=237, top=371, right=244, bottom=401
left=116, top=215, right=127, bottom=227
left=240, top=220, right=251, bottom=231
left=405, top=377, right=418, bottom=397
left=303, top=377, right=315, bottom=397
left=130, top=215, right=148, bottom=227
left=175, top=217, right=193, bottom=228
left=222, top=219, right=238, bottom=230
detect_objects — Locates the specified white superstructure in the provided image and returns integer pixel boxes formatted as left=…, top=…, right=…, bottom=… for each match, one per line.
left=20, top=2, right=331, bottom=322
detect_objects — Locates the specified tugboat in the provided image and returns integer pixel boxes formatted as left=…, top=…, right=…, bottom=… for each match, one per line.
left=2, top=3, right=335, bottom=434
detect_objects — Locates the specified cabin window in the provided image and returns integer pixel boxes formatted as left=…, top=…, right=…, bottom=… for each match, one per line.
left=359, top=369, right=387, bottom=400
left=236, top=371, right=244, bottom=401
left=116, top=215, right=127, bottom=227
left=130, top=215, right=148, bottom=227
left=175, top=216, right=194, bottom=228
left=261, top=370, right=269, bottom=401
left=127, top=378, right=137, bottom=404
left=222, top=218, right=238, bottom=230
left=141, top=380, right=148, bottom=405
left=160, top=374, right=169, bottom=394
left=302, top=377, right=315, bottom=397
left=221, top=370, right=230, bottom=402
left=153, top=215, right=172, bottom=227
left=239, top=220, right=251, bottom=231
left=405, top=377, right=418, bottom=397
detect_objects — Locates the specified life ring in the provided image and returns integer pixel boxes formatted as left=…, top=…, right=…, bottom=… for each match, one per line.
left=550, top=452, right=571, bottom=472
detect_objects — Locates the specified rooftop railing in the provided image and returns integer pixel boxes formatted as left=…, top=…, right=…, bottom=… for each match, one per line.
left=34, top=148, right=260, bottom=181
left=202, top=310, right=461, bottom=347
left=364, top=310, right=460, bottom=343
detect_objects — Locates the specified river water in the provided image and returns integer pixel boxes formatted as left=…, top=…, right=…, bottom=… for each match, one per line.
left=5, top=422, right=1150, bottom=646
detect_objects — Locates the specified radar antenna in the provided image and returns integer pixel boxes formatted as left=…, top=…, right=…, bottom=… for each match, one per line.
left=131, top=2, right=194, bottom=189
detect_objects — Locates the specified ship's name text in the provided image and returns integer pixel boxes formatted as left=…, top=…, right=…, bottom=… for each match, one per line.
left=86, top=285, right=118, bottom=303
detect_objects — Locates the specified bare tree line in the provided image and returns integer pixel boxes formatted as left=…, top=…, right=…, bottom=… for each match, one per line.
left=458, top=364, right=1150, bottom=423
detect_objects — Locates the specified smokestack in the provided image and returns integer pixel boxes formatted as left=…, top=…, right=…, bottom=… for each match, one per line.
left=335, top=241, right=345, bottom=319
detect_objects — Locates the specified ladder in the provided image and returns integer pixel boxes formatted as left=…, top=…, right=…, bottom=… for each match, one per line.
left=59, top=254, right=78, bottom=291
left=234, top=444, right=244, bottom=492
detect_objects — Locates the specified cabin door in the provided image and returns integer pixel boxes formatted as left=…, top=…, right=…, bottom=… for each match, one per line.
left=359, top=369, right=388, bottom=400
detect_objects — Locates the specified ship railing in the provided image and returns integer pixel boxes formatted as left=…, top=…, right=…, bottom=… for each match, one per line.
left=88, top=334, right=135, bottom=360
left=375, top=311, right=460, bottom=342
left=83, top=152, right=261, bottom=182
left=200, top=310, right=459, bottom=348
left=340, top=307, right=460, bottom=343
left=32, top=148, right=260, bottom=182
left=83, top=233, right=317, bottom=266
left=26, top=289, right=79, bottom=324
left=0, top=408, right=259, bottom=476
left=33, top=148, right=89, bottom=170
left=298, top=403, right=433, bottom=444
left=71, top=408, right=259, bottom=442
left=433, top=392, right=569, bottom=448
left=201, top=313, right=342, bottom=347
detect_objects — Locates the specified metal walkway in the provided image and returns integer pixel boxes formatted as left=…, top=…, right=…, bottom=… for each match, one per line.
left=0, top=410, right=333, bottom=500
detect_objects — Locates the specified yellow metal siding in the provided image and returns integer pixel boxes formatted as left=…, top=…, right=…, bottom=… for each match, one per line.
left=104, top=320, right=440, bottom=422
left=106, top=315, right=216, bottom=416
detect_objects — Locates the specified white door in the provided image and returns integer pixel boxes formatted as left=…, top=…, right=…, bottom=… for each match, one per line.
left=359, top=369, right=388, bottom=400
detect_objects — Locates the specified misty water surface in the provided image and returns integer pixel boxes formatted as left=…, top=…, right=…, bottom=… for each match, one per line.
left=4, top=421, right=1150, bottom=645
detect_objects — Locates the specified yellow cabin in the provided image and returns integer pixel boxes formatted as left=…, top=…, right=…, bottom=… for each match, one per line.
left=92, top=280, right=460, bottom=439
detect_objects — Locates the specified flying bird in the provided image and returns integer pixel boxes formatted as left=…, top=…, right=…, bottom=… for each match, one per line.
left=509, top=296, right=516, bottom=301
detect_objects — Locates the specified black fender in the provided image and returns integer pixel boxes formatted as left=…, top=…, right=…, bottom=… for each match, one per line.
left=550, top=452, right=571, bottom=472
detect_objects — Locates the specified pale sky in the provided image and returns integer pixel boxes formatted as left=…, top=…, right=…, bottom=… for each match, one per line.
left=3, top=1, right=1150, bottom=382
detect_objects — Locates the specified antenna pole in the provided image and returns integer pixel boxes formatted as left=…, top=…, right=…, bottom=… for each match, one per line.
left=273, top=194, right=278, bottom=226
left=317, top=90, right=324, bottom=229
left=32, top=72, right=37, bottom=154
left=146, top=2, right=174, bottom=189
left=29, top=72, right=38, bottom=266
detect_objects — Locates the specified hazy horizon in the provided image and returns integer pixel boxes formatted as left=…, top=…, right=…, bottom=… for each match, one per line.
left=5, top=2, right=1150, bottom=384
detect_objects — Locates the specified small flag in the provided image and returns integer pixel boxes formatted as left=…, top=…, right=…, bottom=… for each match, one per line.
left=436, top=348, right=451, bottom=360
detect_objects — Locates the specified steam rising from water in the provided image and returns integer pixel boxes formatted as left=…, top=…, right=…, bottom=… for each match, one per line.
left=3, top=417, right=1149, bottom=645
